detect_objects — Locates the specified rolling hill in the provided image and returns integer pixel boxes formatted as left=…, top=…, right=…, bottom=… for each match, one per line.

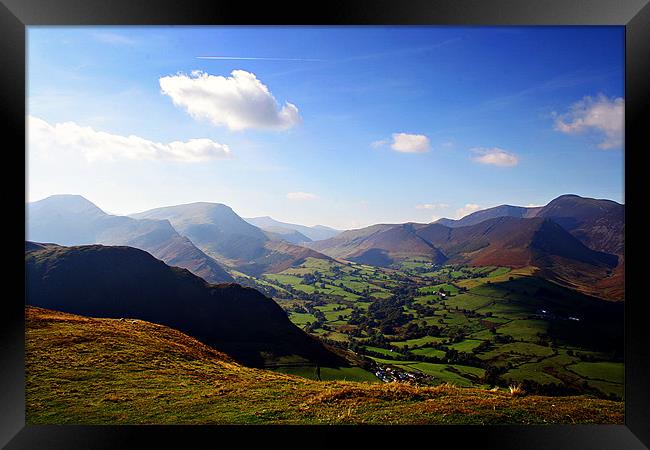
left=25, top=306, right=624, bottom=425
left=25, top=242, right=346, bottom=368
left=309, top=216, right=620, bottom=300
left=131, top=202, right=333, bottom=276
left=27, top=195, right=232, bottom=283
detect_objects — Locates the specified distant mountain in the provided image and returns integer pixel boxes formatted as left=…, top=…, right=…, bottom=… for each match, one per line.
left=131, top=203, right=333, bottom=276
left=434, top=194, right=624, bottom=256
left=27, top=195, right=233, bottom=284
left=263, top=227, right=313, bottom=245
left=435, top=205, right=542, bottom=228
left=25, top=243, right=346, bottom=368
left=535, top=195, right=624, bottom=256
left=245, top=216, right=341, bottom=241
left=310, top=216, right=621, bottom=300
left=310, top=223, right=446, bottom=266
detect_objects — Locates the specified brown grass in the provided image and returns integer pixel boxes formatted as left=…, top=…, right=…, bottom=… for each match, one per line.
left=25, top=306, right=624, bottom=425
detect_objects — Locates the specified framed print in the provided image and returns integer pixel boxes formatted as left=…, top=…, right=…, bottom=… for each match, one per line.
left=2, top=0, right=649, bottom=447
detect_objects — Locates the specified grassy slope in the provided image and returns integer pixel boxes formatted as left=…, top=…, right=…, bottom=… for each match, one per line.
left=26, top=307, right=623, bottom=425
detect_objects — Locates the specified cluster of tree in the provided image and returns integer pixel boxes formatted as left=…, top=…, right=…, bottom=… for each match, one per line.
left=493, top=333, right=515, bottom=344
left=401, top=322, right=442, bottom=340
left=367, top=297, right=410, bottom=333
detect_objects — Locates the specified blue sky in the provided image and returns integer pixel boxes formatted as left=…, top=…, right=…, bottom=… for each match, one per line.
left=27, top=26, right=624, bottom=229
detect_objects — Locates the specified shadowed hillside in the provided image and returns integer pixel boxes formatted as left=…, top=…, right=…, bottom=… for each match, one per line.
left=131, top=202, right=333, bottom=275
left=26, top=306, right=624, bottom=425
left=25, top=243, right=346, bottom=368
left=434, top=194, right=624, bottom=257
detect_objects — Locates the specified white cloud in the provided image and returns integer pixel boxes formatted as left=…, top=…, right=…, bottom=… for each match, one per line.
left=416, top=202, right=449, bottom=210
left=286, top=192, right=318, bottom=201
left=554, top=94, right=624, bottom=149
left=159, top=70, right=302, bottom=131
left=391, top=133, right=431, bottom=153
left=455, top=203, right=481, bottom=218
left=471, top=147, right=519, bottom=167
left=28, top=116, right=231, bottom=163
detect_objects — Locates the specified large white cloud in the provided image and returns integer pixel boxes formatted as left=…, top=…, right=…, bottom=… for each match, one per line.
left=28, top=116, right=231, bottom=162
left=391, top=133, right=431, bottom=153
left=159, top=70, right=302, bottom=131
left=554, top=94, right=624, bottom=149
left=471, top=147, right=519, bottom=167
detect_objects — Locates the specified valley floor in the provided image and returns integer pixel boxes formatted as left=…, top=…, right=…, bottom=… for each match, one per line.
left=26, top=307, right=623, bottom=425
left=239, top=258, right=624, bottom=399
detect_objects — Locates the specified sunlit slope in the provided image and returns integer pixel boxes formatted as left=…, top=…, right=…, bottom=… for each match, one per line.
left=26, top=307, right=623, bottom=425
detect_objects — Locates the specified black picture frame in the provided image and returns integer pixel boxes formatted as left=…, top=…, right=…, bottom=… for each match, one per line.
left=2, top=0, right=648, bottom=447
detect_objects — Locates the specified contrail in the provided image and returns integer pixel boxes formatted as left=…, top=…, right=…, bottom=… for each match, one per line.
left=197, top=56, right=323, bottom=62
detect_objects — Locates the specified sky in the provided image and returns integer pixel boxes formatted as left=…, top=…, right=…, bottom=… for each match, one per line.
left=27, top=26, right=625, bottom=229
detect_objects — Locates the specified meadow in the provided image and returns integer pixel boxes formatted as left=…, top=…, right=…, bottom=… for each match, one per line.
left=238, top=258, right=624, bottom=399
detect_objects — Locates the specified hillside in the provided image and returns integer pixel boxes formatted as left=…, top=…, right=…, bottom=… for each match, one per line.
left=131, top=202, right=333, bottom=276
left=27, top=195, right=232, bottom=283
left=535, top=194, right=624, bottom=256
left=25, top=243, right=345, bottom=368
left=436, top=205, right=542, bottom=228
left=26, top=306, right=623, bottom=425
left=309, top=216, right=619, bottom=299
left=434, top=194, right=624, bottom=257
left=245, top=216, right=341, bottom=241
left=263, top=226, right=313, bottom=244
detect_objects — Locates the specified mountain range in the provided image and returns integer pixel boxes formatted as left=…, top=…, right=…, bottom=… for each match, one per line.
left=130, top=203, right=333, bottom=276
left=309, top=195, right=624, bottom=300
left=26, top=193, right=624, bottom=300
left=244, top=216, right=341, bottom=242
left=27, top=195, right=233, bottom=284
left=25, top=242, right=346, bottom=368
left=435, top=194, right=624, bottom=256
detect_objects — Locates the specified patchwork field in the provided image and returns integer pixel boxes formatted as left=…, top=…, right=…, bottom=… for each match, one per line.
left=235, top=258, right=624, bottom=400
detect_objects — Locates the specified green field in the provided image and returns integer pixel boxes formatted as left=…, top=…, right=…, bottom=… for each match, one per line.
left=256, top=259, right=623, bottom=399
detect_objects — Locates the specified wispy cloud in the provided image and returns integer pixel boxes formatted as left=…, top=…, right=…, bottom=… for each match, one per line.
left=286, top=192, right=318, bottom=201
left=553, top=94, right=624, bottom=149
left=197, top=56, right=323, bottom=62
left=92, top=32, right=136, bottom=46
left=455, top=203, right=481, bottom=218
left=264, top=38, right=461, bottom=79
left=370, top=139, right=389, bottom=149
left=416, top=203, right=449, bottom=210
left=28, top=116, right=231, bottom=163
left=479, top=69, right=619, bottom=112
left=159, top=70, right=302, bottom=131
left=471, top=147, right=519, bottom=167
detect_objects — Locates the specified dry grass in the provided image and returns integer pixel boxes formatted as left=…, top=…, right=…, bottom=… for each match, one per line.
left=509, top=384, right=526, bottom=397
left=25, top=306, right=624, bottom=425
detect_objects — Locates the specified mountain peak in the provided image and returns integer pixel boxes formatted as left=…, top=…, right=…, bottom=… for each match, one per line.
left=31, top=194, right=107, bottom=215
